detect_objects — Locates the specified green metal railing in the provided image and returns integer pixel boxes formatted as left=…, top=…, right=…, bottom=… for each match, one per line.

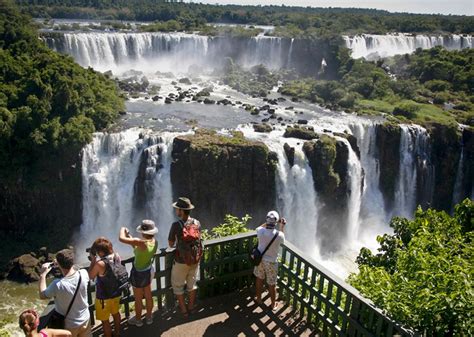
left=41, top=232, right=416, bottom=336
left=279, top=241, right=416, bottom=337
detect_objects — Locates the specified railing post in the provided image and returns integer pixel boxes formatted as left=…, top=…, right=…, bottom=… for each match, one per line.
left=164, top=250, right=175, bottom=310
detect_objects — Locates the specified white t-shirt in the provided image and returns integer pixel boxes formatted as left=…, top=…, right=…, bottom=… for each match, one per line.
left=256, top=226, right=285, bottom=263
left=43, top=268, right=90, bottom=329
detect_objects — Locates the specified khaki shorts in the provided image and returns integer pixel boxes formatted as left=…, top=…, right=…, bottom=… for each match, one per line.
left=95, top=297, right=120, bottom=321
left=68, top=320, right=91, bottom=337
left=171, top=262, right=199, bottom=295
left=254, top=260, right=279, bottom=285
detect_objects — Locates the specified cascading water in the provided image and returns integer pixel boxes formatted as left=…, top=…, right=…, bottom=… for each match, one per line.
left=351, top=123, right=388, bottom=227
left=43, top=32, right=289, bottom=74
left=273, top=143, right=320, bottom=256
left=391, top=125, right=434, bottom=218
left=452, top=146, right=465, bottom=209
left=393, top=125, right=418, bottom=218
left=337, top=137, right=363, bottom=240
left=343, top=33, right=473, bottom=59
left=79, top=128, right=180, bottom=257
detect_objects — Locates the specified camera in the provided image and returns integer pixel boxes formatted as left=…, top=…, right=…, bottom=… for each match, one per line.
left=86, top=246, right=97, bottom=261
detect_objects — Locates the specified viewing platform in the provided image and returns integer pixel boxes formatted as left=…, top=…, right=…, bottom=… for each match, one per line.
left=41, top=232, right=416, bottom=337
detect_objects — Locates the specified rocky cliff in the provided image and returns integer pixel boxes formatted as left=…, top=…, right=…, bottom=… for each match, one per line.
left=0, top=153, right=82, bottom=272
left=303, top=134, right=351, bottom=254
left=170, top=129, right=278, bottom=227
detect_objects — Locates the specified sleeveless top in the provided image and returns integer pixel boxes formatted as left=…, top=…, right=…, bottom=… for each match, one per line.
left=96, top=253, right=121, bottom=299
left=39, top=330, right=48, bottom=337
left=133, top=240, right=157, bottom=271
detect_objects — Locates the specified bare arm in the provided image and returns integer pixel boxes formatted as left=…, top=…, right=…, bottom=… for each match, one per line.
left=88, top=258, right=105, bottom=280
left=119, top=227, right=143, bottom=247
left=38, top=262, right=53, bottom=299
left=43, top=328, right=72, bottom=337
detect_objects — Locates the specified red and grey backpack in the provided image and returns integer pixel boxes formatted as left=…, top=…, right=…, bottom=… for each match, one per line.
left=176, top=218, right=203, bottom=265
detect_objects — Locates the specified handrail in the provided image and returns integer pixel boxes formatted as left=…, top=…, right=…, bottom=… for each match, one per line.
left=39, top=231, right=416, bottom=336
left=279, top=241, right=418, bottom=336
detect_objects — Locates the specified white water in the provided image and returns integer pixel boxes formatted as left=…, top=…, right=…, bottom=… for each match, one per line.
left=79, top=128, right=182, bottom=258
left=273, top=142, right=320, bottom=256
left=452, top=146, right=465, bottom=209
left=393, top=125, right=418, bottom=218
left=44, top=32, right=288, bottom=74
left=339, top=138, right=363, bottom=240
left=344, top=33, right=473, bottom=59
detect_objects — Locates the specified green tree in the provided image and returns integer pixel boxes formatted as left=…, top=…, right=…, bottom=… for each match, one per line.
left=349, top=199, right=474, bottom=336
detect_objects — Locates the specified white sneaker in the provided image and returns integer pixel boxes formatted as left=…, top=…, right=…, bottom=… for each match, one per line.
left=128, top=316, right=143, bottom=327
left=146, top=316, right=153, bottom=325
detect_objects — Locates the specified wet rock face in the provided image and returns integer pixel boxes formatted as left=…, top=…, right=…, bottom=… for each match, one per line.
left=428, top=124, right=462, bottom=211
left=303, top=135, right=350, bottom=254
left=375, top=123, right=401, bottom=211
left=170, top=130, right=278, bottom=227
left=0, top=151, right=82, bottom=273
left=461, top=128, right=474, bottom=200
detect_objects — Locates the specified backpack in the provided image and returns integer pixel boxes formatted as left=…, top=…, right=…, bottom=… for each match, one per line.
left=99, top=255, right=130, bottom=299
left=176, top=218, right=203, bottom=266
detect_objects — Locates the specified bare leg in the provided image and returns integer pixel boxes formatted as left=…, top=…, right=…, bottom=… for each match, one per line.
left=101, top=320, right=112, bottom=337
left=176, top=294, right=187, bottom=315
left=268, top=284, right=277, bottom=309
left=112, top=312, right=121, bottom=337
left=255, top=277, right=264, bottom=304
left=133, top=287, right=144, bottom=320
left=144, top=285, right=154, bottom=319
left=187, top=289, right=196, bottom=311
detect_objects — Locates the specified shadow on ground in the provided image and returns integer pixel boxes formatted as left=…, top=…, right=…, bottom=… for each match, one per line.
left=93, top=289, right=317, bottom=336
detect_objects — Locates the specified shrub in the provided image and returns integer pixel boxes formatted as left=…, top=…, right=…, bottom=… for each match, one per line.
left=392, top=102, right=421, bottom=119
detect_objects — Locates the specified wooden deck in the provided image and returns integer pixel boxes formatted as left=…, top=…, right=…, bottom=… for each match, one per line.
left=93, top=289, right=317, bottom=337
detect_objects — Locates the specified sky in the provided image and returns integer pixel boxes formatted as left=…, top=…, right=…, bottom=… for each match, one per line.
left=190, top=0, right=474, bottom=16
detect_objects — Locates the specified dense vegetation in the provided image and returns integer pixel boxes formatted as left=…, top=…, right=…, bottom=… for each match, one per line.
left=0, top=0, right=124, bottom=178
left=17, top=0, right=474, bottom=36
left=349, top=199, right=473, bottom=336
left=280, top=47, right=474, bottom=126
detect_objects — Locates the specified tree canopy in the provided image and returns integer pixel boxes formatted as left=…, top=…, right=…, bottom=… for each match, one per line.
left=16, top=0, right=474, bottom=35
left=0, top=0, right=124, bottom=178
left=349, top=199, right=473, bottom=336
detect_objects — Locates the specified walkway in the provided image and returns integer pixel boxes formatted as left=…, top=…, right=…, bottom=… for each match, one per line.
left=93, top=290, right=317, bottom=337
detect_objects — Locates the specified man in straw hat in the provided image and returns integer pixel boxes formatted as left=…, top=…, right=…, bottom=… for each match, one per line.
left=168, top=197, right=203, bottom=317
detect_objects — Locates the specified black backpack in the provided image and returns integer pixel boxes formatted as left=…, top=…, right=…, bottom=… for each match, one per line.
left=100, top=256, right=130, bottom=299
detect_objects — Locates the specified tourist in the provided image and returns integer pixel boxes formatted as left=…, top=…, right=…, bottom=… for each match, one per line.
left=19, top=309, right=71, bottom=337
left=168, top=197, right=203, bottom=317
left=39, top=249, right=91, bottom=337
left=88, top=237, right=123, bottom=337
left=254, top=211, right=286, bottom=310
left=119, top=220, right=158, bottom=327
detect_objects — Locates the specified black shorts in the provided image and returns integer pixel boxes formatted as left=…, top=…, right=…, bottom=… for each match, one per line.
left=129, top=266, right=152, bottom=288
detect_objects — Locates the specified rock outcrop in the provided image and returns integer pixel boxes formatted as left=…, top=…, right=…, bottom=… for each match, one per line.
left=303, top=134, right=350, bottom=254
left=171, top=130, right=278, bottom=227
left=375, top=123, right=401, bottom=211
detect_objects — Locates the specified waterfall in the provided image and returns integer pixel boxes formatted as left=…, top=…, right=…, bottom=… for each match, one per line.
left=273, top=144, right=320, bottom=255
left=79, top=128, right=178, bottom=256
left=343, top=34, right=473, bottom=59
left=351, top=123, right=389, bottom=230
left=337, top=137, right=363, bottom=240
left=391, top=125, right=433, bottom=218
left=287, top=38, right=294, bottom=67
left=393, top=125, right=418, bottom=218
left=43, top=32, right=287, bottom=74
left=452, top=146, right=464, bottom=209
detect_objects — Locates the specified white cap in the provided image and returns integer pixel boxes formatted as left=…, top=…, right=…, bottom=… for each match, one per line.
left=266, top=210, right=280, bottom=225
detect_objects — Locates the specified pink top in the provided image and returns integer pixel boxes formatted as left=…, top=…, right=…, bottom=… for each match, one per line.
left=39, top=330, right=48, bottom=337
